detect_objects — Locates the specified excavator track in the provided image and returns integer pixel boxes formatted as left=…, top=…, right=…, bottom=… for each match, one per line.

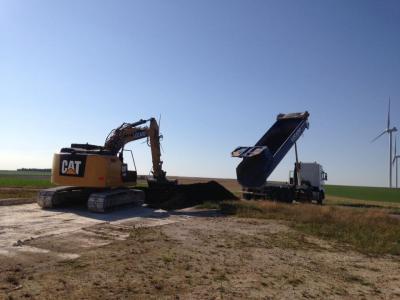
left=37, top=186, right=88, bottom=209
left=38, top=187, right=144, bottom=212
left=87, top=188, right=144, bottom=213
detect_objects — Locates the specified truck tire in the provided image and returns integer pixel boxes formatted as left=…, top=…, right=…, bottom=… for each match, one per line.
left=306, top=189, right=313, bottom=203
left=276, top=188, right=282, bottom=201
left=281, top=189, right=291, bottom=203
left=286, top=189, right=294, bottom=203
left=317, top=191, right=324, bottom=205
left=242, top=191, right=252, bottom=200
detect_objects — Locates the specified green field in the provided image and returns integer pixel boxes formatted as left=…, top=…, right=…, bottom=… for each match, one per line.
left=0, top=178, right=52, bottom=188
left=0, top=170, right=52, bottom=188
left=325, top=185, right=400, bottom=203
left=0, top=170, right=51, bottom=176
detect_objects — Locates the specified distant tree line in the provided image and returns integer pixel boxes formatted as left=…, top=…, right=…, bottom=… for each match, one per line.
left=17, top=168, right=52, bottom=172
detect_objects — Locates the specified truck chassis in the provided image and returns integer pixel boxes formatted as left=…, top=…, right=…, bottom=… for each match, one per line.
left=242, top=182, right=324, bottom=204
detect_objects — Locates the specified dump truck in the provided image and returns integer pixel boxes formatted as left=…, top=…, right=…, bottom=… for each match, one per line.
left=232, top=112, right=327, bottom=204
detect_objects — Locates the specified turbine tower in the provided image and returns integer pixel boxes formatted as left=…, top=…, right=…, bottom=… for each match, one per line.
left=393, top=137, right=400, bottom=188
left=371, top=98, right=397, bottom=188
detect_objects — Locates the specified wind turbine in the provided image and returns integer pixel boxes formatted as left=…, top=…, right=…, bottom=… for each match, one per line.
left=393, top=137, right=400, bottom=188
left=371, top=98, right=397, bottom=188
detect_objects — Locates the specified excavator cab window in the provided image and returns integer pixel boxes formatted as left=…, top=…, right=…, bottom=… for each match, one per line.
left=121, top=149, right=137, bottom=183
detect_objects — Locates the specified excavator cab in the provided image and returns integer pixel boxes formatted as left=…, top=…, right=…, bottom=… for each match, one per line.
left=121, top=163, right=137, bottom=183
left=120, top=149, right=138, bottom=183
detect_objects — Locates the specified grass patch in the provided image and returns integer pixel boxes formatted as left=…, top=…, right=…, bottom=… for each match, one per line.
left=0, top=170, right=51, bottom=176
left=196, top=201, right=221, bottom=209
left=325, top=185, right=400, bottom=203
left=161, top=253, right=175, bottom=264
left=0, top=177, right=52, bottom=188
left=0, top=189, right=38, bottom=199
left=220, top=201, right=400, bottom=255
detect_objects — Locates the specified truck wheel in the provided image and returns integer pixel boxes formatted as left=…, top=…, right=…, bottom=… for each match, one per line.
left=243, top=192, right=252, bottom=200
left=276, top=188, right=282, bottom=202
left=281, top=189, right=291, bottom=203
left=307, top=190, right=313, bottom=202
left=287, top=189, right=294, bottom=203
left=317, top=191, right=324, bottom=205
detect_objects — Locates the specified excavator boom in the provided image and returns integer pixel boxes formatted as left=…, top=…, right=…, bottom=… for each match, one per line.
left=104, top=118, right=166, bottom=180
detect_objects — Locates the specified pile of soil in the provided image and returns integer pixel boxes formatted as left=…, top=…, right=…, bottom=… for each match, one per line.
left=142, top=180, right=238, bottom=210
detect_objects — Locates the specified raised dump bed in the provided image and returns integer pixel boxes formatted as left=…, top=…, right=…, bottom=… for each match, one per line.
left=232, top=112, right=310, bottom=187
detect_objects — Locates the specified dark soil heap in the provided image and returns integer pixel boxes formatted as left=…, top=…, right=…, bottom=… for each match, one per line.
left=142, top=180, right=238, bottom=210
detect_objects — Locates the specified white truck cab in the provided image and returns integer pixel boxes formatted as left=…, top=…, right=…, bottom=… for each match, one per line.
left=297, top=162, right=327, bottom=190
left=289, top=162, right=328, bottom=203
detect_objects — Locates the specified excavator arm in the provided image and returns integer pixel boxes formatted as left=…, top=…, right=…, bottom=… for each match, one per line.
left=104, top=118, right=166, bottom=181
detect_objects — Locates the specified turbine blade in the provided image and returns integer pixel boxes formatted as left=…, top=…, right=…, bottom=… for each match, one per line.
left=371, top=130, right=387, bottom=143
left=387, top=97, right=391, bottom=130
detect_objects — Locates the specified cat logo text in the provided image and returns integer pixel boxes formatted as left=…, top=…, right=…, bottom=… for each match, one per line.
left=59, top=155, right=86, bottom=177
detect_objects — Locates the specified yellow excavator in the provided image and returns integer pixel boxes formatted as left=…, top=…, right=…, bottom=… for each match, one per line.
left=37, top=118, right=175, bottom=212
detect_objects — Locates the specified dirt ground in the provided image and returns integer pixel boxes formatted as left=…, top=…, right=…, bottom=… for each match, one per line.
left=1, top=201, right=400, bottom=299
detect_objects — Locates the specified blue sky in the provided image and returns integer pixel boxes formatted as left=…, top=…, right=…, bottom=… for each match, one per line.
left=0, top=0, right=399, bottom=187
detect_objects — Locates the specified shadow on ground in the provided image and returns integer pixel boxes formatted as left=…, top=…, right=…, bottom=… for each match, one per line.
left=338, top=203, right=385, bottom=209
left=44, top=203, right=221, bottom=222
